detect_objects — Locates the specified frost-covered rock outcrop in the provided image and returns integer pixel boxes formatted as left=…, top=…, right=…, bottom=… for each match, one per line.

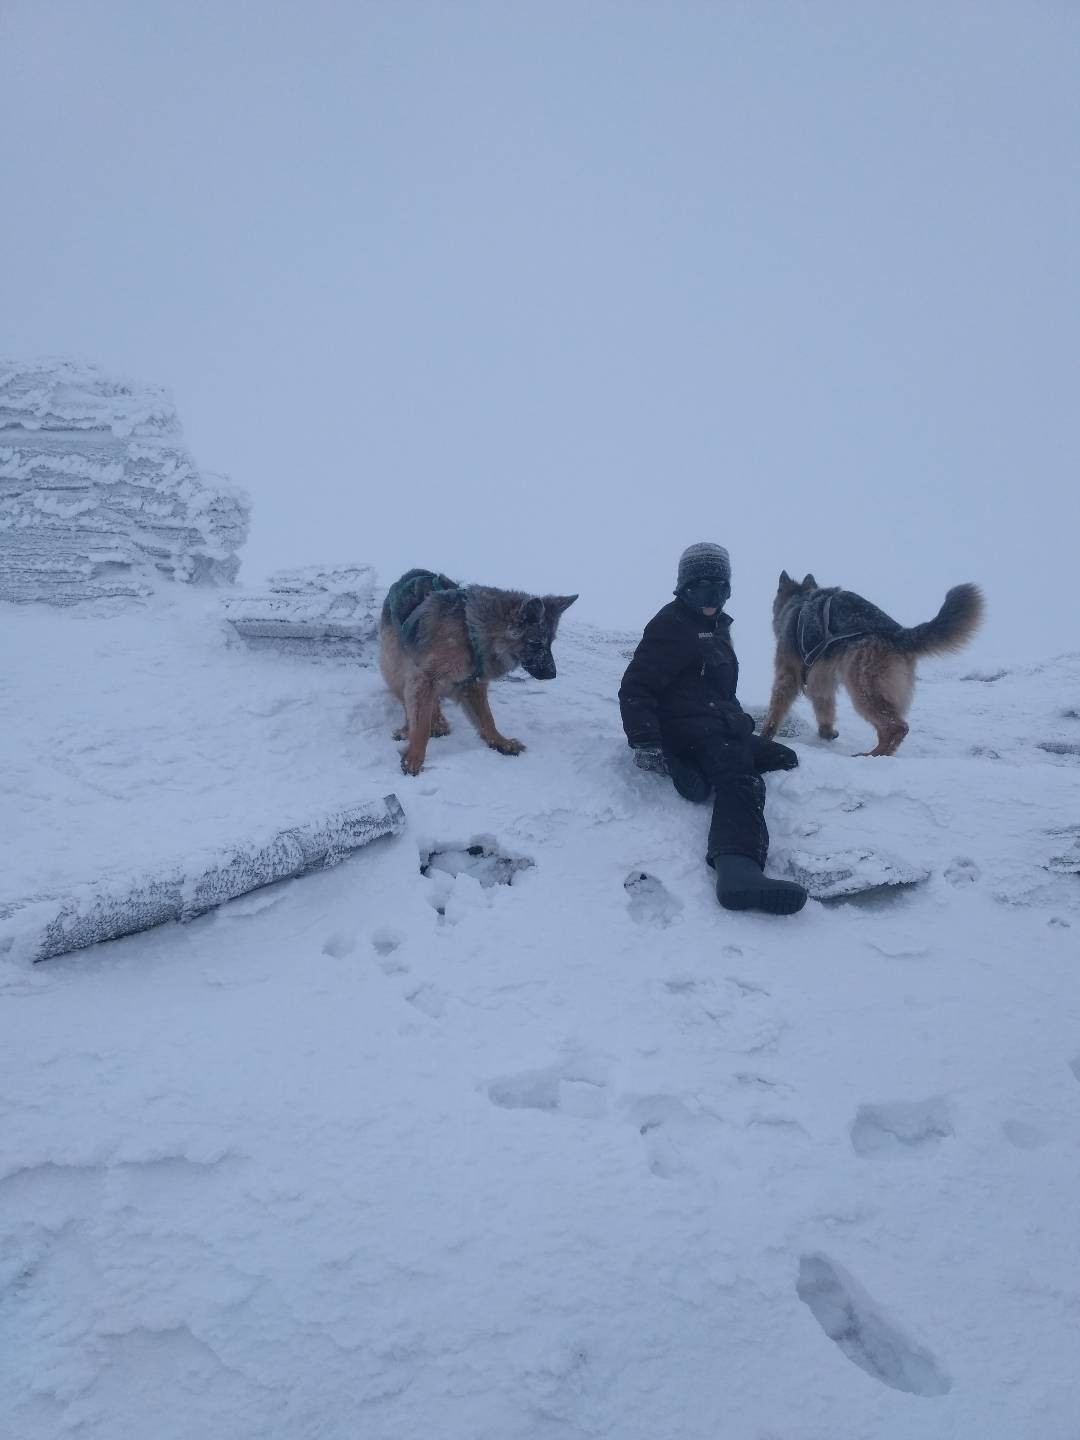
left=0, top=358, right=249, bottom=603
left=222, top=564, right=380, bottom=659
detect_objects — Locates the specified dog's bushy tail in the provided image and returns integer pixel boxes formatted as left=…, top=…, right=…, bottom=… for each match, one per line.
left=896, top=583, right=984, bottom=657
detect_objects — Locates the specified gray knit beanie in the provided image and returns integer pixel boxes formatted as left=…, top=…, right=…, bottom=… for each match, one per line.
left=676, top=542, right=731, bottom=593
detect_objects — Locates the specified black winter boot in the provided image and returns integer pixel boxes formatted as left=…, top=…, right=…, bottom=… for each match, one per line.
left=712, top=855, right=808, bottom=916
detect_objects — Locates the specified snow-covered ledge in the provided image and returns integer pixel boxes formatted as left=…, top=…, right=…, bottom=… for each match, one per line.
left=0, top=358, right=249, bottom=604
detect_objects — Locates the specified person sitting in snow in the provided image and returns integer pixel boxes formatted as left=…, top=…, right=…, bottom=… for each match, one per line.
left=619, top=543, right=808, bottom=916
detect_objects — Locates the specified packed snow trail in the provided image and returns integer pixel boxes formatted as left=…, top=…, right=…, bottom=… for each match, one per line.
left=2, top=594, right=1080, bottom=1439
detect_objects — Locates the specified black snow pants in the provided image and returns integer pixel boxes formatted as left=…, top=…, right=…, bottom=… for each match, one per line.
left=665, top=729, right=769, bottom=869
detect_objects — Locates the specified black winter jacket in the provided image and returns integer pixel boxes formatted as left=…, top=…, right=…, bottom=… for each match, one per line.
left=619, top=601, right=754, bottom=750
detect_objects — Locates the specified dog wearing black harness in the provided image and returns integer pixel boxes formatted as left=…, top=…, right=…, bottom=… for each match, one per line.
left=761, top=571, right=984, bottom=756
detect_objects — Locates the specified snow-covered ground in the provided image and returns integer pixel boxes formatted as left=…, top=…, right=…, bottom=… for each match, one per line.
left=3, top=594, right=1080, bottom=1439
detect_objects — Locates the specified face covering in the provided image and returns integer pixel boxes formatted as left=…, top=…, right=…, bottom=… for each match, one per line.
left=680, top=579, right=730, bottom=611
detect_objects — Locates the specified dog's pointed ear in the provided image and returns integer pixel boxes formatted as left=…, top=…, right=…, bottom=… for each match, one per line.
left=544, top=594, right=578, bottom=616
left=519, top=596, right=545, bottom=623
left=779, top=570, right=792, bottom=586
left=802, top=572, right=818, bottom=589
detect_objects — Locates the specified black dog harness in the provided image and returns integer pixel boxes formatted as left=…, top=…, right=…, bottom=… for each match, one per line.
left=795, top=588, right=872, bottom=671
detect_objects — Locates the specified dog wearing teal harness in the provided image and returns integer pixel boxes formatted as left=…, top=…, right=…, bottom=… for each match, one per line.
left=380, top=568, right=578, bottom=775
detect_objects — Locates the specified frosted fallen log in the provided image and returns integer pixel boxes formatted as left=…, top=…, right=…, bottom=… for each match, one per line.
left=1, top=795, right=405, bottom=964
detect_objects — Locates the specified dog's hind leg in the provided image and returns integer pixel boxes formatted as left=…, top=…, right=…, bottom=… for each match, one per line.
left=846, top=648, right=912, bottom=756
left=761, top=658, right=802, bottom=741
left=805, top=662, right=840, bottom=741
left=456, top=681, right=525, bottom=756
left=400, top=676, right=438, bottom=775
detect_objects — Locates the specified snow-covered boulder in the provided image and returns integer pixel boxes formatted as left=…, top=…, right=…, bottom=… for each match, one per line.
left=772, top=846, right=931, bottom=902
left=0, top=358, right=249, bottom=604
left=221, top=564, right=380, bottom=659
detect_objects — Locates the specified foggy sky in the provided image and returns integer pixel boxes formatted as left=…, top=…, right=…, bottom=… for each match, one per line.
left=3, top=1, right=1077, bottom=695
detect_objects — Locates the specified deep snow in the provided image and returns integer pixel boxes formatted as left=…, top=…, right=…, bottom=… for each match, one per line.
left=2, top=593, right=1080, bottom=1439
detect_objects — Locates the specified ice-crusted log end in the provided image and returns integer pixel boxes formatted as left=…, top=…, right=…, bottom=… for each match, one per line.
left=0, top=358, right=249, bottom=605
left=0, top=795, right=406, bottom=965
left=222, top=563, right=380, bottom=661
left=772, top=848, right=931, bottom=903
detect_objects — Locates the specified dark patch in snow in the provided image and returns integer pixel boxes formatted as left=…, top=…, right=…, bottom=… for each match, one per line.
left=421, top=842, right=534, bottom=889
left=961, top=668, right=1008, bottom=683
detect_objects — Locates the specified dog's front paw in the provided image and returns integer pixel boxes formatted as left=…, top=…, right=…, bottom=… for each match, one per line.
left=490, top=737, right=525, bottom=756
left=400, top=753, right=424, bottom=776
left=818, top=726, right=839, bottom=741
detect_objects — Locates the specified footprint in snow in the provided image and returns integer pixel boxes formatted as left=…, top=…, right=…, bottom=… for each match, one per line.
left=321, top=930, right=357, bottom=959
left=486, top=1063, right=608, bottom=1120
left=406, top=984, right=446, bottom=1019
left=664, top=977, right=709, bottom=995
left=944, top=857, right=980, bottom=887
left=370, top=927, right=408, bottom=973
left=622, top=1094, right=703, bottom=1180
left=624, top=871, right=683, bottom=926
left=850, top=1098, right=953, bottom=1157
left=1068, top=1055, right=1080, bottom=1084
left=1001, top=1119, right=1049, bottom=1150
left=797, top=1254, right=951, bottom=1397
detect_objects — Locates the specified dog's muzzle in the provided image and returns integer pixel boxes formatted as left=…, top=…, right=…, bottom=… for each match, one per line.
left=523, top=650, right=556, bottom=681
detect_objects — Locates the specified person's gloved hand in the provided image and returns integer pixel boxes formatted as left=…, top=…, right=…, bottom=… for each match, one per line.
left=666, top=750, right=711, bottom=803
left=750, top=736, right=799, bottom=773
left=632, top=744, right=669, bottom=775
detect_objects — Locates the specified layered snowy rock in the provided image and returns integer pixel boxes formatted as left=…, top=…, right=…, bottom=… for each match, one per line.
left=0, top=358, right=249, bottom=603
left=221, top=564, right=380, bottom=659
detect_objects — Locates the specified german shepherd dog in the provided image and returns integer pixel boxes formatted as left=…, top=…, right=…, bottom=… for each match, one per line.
left=761, top=573, right=984, bottom=756
left=380, top=569, right=577, bottom=775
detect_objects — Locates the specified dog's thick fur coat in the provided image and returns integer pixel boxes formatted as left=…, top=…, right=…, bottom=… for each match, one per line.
left=380, top=569, right=576, bottom=775
left=762, top=573, right=984, bottom=756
